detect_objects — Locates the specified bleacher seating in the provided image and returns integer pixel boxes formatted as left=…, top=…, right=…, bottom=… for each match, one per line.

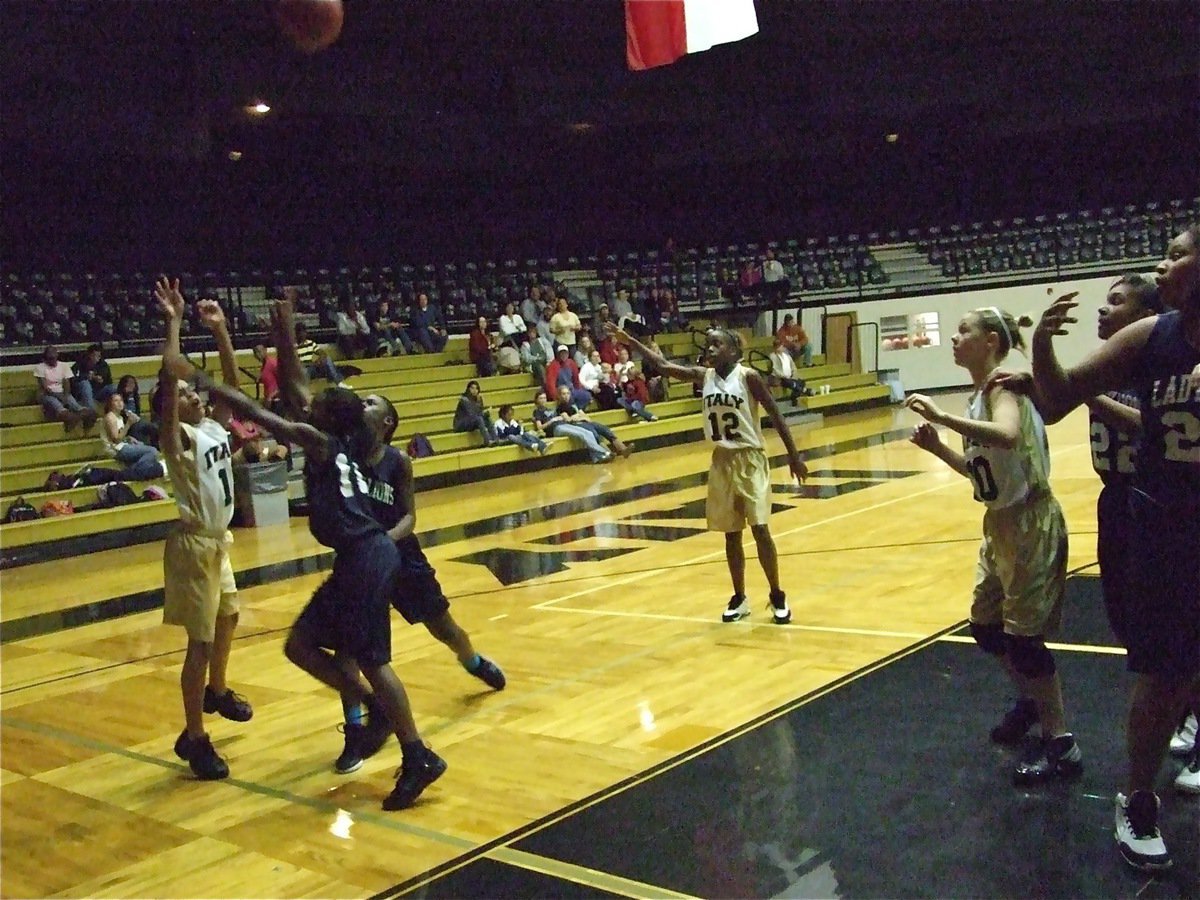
left=0, top=327, right=883, bottom=558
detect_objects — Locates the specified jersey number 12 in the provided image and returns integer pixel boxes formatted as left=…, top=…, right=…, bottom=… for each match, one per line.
left=707, top=411, right=740, bottom=442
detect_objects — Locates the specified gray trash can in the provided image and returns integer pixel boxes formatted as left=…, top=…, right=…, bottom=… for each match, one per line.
left=233, top=460, right=289, bottom=527
left=879, top=368, right=905, bottom=403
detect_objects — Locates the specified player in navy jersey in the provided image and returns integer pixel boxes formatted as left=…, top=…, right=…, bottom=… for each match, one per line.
left=164, top=349, right=448, bottom=812
left=1029, top=224, right=1200, bottom=872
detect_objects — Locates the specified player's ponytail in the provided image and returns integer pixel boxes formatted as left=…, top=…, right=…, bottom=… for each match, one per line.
left=975, top=307, right=1028, bottom=358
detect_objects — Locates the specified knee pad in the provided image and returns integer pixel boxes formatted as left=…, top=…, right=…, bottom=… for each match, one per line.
left=970, top=621, right=1007, bottom=656
left=1008, top=635, right=1056, bottom=678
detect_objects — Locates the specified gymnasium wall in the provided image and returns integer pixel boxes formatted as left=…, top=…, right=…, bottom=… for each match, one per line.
left=772, top=272, right=1154, bottom=393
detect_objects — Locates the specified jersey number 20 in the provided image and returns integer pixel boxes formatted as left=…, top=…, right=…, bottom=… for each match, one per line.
left=707, top=411, right=740, bottom=442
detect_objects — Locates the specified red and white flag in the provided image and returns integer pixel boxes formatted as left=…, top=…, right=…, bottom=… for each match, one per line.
left=625, top=0, right=759, bottom=71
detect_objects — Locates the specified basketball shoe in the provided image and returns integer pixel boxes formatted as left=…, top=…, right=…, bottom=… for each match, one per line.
left=1175, top=745, right=1199, bottom=795
left=1114, top=791, right=1172, bottom=872
left=722, top=594, right=750, bottom=622
left=768, top=590, right=791, bottom=625
left=383, top=748, right=448, bottom=811
left=1169, top=712, right=1197, bottom=756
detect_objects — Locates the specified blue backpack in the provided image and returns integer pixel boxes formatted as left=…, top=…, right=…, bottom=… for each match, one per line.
left=406, top=434, right=435, bottom=458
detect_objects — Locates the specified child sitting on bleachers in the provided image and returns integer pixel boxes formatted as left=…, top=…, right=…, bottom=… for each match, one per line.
left=100, top=392, right=166, bottom=481
left=493, top=403, right=547, bottom=455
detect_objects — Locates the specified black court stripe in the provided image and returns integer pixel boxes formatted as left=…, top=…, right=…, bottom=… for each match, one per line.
left=2, top=428, right=917, bottom=643
left=367, top=618, right=967, bottom=900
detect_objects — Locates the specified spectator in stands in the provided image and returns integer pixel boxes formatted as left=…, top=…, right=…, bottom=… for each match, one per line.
left=522, top=323, right=553, bottom=386
left=776, top=314, right=813, bottom=366
left=72, top=343, right=115, bottom=409
left=295, top=322, right=348, bottom=385
left=521, top=286, right=542, bottom=329
left=252, top=344, right=280, bottom=409
left=613, top=289, right=649, bottom=336
left=335, top=298, right=372, bottom=359
left=496, top=338, right=522, bottom=375
left=370, top=297, right=414, bottom=356
left=591, top=303, right=614, bottom=346
left=34, top=345, right=95, bottom=430
left=577, top=349, right=605, bottom=403
left=613, top=346, right=636, bottom=384
left=498, top=301, right=526, bottom=343
left=468, top=316, right=497, bottom=377
left=493, top=403, right=547, bottom=455
left=100, top=392, right=166, bottom=481
left=656, top=288, right=687, bottom=332
left=620, top=365, right=658, bottom=422
left=115, top=374, right=158, bottom=444
left=536, top=303, right=555, bottom=346
left=574, top=334, right=596, bottom=369
left=769, top=336, right=811, bottom=404
left=453, top=379, right=497, bottom=447
left=409, top=292, right=448, bottom=353
left=545, top=345, right=591, bottom=409
left=761, top=249, right=790, bottom=305
left=549, top=297, right=582, bottom=351
left=530, top=389, right=611, bottom=464
left=555, top=384, right=632, bottom=458
left=739, top=259, right=763, bottom=304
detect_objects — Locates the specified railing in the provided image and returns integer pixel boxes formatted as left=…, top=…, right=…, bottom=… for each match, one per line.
left=745, top=348, right=773, bottom=378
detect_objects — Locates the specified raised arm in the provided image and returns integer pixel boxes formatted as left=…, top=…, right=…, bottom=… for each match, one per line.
left=155, top=276, right=186, bottom=457
left=607, top=324, right=706, bottom=384
left=747, top=369, right=807, bottom=482
left=1031, top=293, right=1152, bottom=423
left=206, top=382, right=331, bottom=460
left=196, top=298, right=241, bottom=430
left=271, top=293, right=314, bottom=419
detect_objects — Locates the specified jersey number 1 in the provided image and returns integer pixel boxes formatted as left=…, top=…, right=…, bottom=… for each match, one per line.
left=218, top=468, right=232, bottom=507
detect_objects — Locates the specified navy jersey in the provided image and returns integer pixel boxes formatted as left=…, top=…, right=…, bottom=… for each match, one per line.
left=1131, top=311, right=1200, bottom=513
left=1089, top=389, right=1140, bottom=486
left=303, top=437, right=385, bottom=551
left=359, top=446, right=430, bottom=565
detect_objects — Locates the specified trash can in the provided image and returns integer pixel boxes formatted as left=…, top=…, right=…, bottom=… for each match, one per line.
left=233, top=460, right=289, bottom=527
left=879, top=368, right=905, bottom=403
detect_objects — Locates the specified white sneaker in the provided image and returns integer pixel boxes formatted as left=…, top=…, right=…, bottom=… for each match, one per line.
left=1169, top=712, right=1197, bottom=756
left=1175, top=748, right=1200, bottom=795
left=721, top=595, right=750, bottom=623
left=1114, top=791, right=1172, bottom=872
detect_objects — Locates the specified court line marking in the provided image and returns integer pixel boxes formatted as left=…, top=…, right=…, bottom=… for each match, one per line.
left=485, top=847, right=698, bottom=900
left=380, top=623, right=965, bottom=898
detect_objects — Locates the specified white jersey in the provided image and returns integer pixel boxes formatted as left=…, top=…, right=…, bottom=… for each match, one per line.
left=166, top=418, right=235, bottom=535
left=962, top=389, right=1051, bottom=509
left=701, top=364, right=764, bottom=450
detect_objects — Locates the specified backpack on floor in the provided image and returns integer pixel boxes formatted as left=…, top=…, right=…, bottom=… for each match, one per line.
left=43, top=471, right=73, bottom=492
left=3, top=497, right=39, bottom=524
left=97, top=482, right=139, bottom=508
left=406, top=433, right=435, bottom=458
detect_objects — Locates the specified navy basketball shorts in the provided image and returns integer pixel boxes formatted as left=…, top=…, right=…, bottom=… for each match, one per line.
left=1122, top=491, right=1200, bottom=683
left=392, top=551, right=450, bottom=625
left=294, top=533, right=399, bottom=668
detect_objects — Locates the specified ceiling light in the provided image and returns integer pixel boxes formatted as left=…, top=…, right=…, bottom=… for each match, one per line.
left=227, top=150, right=243, bottom=161
left=245, top=102, right=271, bottom=115
left=885, top=133, right=899, bottom=143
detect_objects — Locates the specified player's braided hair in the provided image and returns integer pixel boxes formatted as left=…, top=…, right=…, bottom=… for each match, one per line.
left=707, top=326, right=744, bottom=359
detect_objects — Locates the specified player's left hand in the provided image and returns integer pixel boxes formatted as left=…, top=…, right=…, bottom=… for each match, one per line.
left=904, top=392, right=945, bottom=424
left=154, top=276, right=185, bottom=320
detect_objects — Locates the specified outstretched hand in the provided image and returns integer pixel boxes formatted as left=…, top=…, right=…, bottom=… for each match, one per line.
left=1036, top=291, right=1080, bottom=340
left=904, top=392, right=946, bottom=424
left=605, top=322, right=633, bottom=344
left=154, top=276, right=185, bottom=320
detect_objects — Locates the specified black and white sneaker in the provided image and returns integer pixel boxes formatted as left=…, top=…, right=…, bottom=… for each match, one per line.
left=1169, top=712, right=1197, bottom=756
left=768, top=590, right=791, bottom=625
left=1175, top=744, right=1200, bottom=795
left=1114, top=791, right=1172, bottom=872
left=721, top=594, right=750, bottom=623
left=1012, top=734, right=1083, bottom=786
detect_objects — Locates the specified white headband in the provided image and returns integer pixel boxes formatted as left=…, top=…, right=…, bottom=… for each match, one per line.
left=980, top=306, right=1012, bottom=348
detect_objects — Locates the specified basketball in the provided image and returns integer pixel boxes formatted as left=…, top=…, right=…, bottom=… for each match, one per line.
left=274, top=0, right=344, bottom=54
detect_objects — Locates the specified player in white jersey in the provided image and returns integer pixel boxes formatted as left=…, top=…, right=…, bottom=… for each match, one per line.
left=905, top=306, right=1081, bottom=788
left=154, top=277, right=252, bottom=781
left=610, top=324, right=807, bottom=624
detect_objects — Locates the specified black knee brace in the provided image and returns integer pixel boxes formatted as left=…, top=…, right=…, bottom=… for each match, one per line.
left=1008, top=635, right=1056, bottom=678
left=970, top=621, right=1007, bottom=656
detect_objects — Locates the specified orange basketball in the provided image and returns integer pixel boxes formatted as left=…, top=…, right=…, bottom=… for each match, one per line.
left=274, top=0, right=344, bottom=54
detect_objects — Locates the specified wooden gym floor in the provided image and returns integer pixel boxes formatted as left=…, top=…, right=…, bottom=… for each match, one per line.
left=1, top=397, right=1196, bottom=899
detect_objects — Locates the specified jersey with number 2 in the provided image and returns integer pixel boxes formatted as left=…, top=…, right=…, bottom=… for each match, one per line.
left=701, top=364, right=763, bottom=449
left=962, top=389, right=1050, bottom=509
